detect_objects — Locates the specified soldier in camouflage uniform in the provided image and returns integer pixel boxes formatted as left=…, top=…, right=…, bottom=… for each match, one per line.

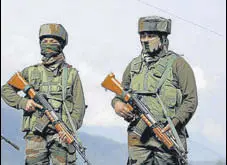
left=1, top=24, right=86, bottom=165
left=112, top=16, right=198, bottom=165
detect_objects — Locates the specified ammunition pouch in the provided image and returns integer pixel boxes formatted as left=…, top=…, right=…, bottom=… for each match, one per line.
left=34, top=115, right=50, bottom=133
left=129, top=119, right=147, bottom=137
left=130, top=118, right=165, bottom=138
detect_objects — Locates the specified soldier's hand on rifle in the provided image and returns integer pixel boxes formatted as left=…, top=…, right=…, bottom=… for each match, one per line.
left=161, top=118, right=179, bottom=133
left=162, top=124, right=171, bottom=133
left=25, top=99, right=43, bottom=112
left=114, top=101, right=134, bottom=119
left=58, top=131, right=68, bottom=143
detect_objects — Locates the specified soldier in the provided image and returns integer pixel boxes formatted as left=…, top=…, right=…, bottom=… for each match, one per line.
left=112, top=16, right=198, bottom=165
left=1, top=24, right=86, bottom=165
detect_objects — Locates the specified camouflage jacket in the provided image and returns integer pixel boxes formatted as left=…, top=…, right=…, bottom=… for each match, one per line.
left=1, top=62, right=86, bottom=133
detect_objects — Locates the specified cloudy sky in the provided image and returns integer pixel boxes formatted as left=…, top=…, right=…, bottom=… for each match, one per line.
left=1, top=0, right=226, bottom=161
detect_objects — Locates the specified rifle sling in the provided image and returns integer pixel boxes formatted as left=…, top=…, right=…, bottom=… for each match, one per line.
left=155, top=56, right=185, bottom=153
left=62, top=65, right=83, bottom=146
left=62, top=65, right=77, bottom=134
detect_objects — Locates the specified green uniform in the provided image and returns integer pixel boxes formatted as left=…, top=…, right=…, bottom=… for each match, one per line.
left=1, top=62, right=86, bottom=165
left=112, top=51, right=198, bottom=165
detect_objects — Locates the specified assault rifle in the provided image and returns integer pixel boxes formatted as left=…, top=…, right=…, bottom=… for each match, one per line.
left=1, top=135, right=20, bottom=150
left=101, top=73, right=187, bottom=164
left=8, top=72, right=91, bottom=165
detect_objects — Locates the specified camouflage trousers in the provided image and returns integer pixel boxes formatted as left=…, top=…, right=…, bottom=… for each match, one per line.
left=127, top=132, right=188, bottom=165
left=24, top=132, right=76, bottom=165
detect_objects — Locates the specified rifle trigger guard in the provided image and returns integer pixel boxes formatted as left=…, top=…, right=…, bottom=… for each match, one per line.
left=23, top=84, right=32, bottom=94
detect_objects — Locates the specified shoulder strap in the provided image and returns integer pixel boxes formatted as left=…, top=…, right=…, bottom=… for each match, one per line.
left=62, top=66, right=68, bottom=100
left=62, top=65, right=77, bottom=133
left=156, top=93, right=186, bottom=153
left=62, top=64, right=78, bottom=99
left=155, top=54, right=178, bottom=93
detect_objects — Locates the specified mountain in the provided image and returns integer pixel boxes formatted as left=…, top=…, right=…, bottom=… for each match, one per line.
left=75, top=132, right=128, bottom=165
left=1, top=132, right=128, bottom=165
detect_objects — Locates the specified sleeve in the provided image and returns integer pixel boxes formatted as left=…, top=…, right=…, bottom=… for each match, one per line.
left=1, top=68, right=29, bottom=110
left=71, top=71, right=86, bottom=130
left=111, top=62, right=132, bottom=108
left=172, top=57, right=198, bottom=126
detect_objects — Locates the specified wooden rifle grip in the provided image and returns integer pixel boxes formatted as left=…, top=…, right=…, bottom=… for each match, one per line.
left=44, top=110, right=74, bottom=144
left=8, top=72, right=36, bottom=98
left=153, top=127, right=174, bottom=149
left=140, top=114, right=152, bottom=127
left=140, top=114, right=173, bottom=149
left=55, top=123, right=74, bottom=144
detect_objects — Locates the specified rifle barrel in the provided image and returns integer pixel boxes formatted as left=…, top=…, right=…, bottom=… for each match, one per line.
left=1, top=135, right=20, bottom=150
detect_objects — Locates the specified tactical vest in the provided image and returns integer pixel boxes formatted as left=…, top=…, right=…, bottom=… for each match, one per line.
left=22, top=64, right=78, bottom=132
left=129, top=51, right=182, bottom=135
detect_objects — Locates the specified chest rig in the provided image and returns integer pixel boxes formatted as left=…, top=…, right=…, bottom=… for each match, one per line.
left=129, top=51, right=182, bottom=136
left=22, top=64, right=78, bottom=132
left=29, top=64, right=76, bottom=111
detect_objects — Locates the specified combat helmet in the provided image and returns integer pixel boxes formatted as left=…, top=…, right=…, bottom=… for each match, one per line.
left=138, top=16, right=171, bottom=35
left=39, top=23, right=68, bottom=47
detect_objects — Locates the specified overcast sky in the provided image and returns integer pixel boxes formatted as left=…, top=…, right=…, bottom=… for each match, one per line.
left=1, top=0, right=226, bottom=160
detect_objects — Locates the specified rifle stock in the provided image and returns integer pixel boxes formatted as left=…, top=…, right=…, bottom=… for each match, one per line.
left=8, top=72, right=36, bottom=98
left=101, top=73, right=131, bottom=101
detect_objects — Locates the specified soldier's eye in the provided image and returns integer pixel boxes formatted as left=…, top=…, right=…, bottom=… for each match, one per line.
left=147, top=34, right=152, bottom=38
